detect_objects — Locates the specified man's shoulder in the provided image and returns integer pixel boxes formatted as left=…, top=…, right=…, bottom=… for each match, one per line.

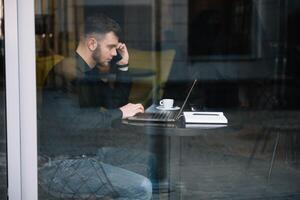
left=54, top=56, right=76, bottom=70
left=53, top=56, right=78, bottom=80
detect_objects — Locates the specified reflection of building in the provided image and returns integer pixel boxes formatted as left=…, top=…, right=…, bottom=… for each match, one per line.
left=35, top=14, right=54, bottom=56
left=2, top=0, right=300, bottom=199
left=0, top=0, right=3, bottom=40
left=33, top=0, right=293, bottom=108
left=35, top=0, right=156, bottom=56
left=189, top=0, right=255, bottom=58
left=0, top=0, right=4, bottom=87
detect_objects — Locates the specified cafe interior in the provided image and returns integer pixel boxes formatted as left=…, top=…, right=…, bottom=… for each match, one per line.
left=1, top=0, right=300, bottom=199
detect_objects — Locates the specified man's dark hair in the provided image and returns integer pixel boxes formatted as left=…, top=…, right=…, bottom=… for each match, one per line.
left=83, top=13, right=121, bottom=38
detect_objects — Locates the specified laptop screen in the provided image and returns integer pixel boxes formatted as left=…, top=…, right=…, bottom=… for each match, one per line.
left=174, top=79, right=197, bottom=120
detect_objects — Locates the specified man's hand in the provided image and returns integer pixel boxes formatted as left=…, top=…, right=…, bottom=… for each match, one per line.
left=116, top=43, right=129, bottom=65
left=119, top=103, right=144, bottom=119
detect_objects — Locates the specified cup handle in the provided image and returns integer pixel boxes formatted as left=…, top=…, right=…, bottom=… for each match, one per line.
left=159, top=100, right=163, bottom=106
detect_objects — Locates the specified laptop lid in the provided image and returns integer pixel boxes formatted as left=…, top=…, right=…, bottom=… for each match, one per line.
left=174, top=79, right=197, bottom=120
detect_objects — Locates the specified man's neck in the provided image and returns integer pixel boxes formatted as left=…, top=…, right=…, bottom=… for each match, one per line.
left=76, top=45, right=96, bottom=69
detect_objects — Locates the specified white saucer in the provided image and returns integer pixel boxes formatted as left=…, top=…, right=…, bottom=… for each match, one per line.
left=156, top=106, right=180, bottom=111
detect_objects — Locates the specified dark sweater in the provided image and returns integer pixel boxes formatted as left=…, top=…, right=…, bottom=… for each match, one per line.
left=41, top=52, right=132, bottom=129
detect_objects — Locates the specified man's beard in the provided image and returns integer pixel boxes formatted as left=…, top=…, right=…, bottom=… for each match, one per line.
left=92, top=45, right=110, bottom=68
left=92, top=46, right=110, bottom=72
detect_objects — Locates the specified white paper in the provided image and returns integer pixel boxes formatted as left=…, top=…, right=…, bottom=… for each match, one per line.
left=185, top=124, right=228, bottom=129
left=184, top=112, right=228, bottom=124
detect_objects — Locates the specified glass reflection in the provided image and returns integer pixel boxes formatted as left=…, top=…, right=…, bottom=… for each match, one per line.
left=0, top=0, right=7, bottom=198
left=36, top=0, right=300, bottom=199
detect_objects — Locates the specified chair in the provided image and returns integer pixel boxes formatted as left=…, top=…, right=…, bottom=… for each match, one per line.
left=36, top=54, right=64, bottom=119
left=128, top=48, right=176, bottom=105
left=36, top=54, right=64, bottom=87
left=247, top=118, right=300, bottom=181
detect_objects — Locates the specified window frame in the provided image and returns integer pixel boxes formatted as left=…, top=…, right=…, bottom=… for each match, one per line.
left=5, top=0, right=38, bottom=199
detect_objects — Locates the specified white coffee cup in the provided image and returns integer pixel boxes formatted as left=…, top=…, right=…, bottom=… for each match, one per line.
left=159, top=99, right=174, bottom=109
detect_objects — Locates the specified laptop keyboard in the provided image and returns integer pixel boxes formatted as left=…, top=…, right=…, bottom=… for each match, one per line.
left=135, top=111, right=173, bottom=120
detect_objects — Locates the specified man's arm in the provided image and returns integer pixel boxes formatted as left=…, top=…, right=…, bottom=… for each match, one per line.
left=42, top=88, right=122, bottom=129
left=110, top=42, right=132, bottom=107
left=42, top=89, right=144, bottom=130
left=111, top=69, right=132, bottom=107
left=42, top=64, right=121, bottom=129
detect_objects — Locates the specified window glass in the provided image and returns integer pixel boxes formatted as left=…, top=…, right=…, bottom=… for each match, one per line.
left=0, top=0, right=7, bottom=199
left=36, top=0, right=300, bottom=199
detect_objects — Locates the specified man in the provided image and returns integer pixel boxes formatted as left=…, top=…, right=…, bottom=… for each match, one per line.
left=40, top=14, right=152, bottom=199
left=44, top=14, right=144, bottom=123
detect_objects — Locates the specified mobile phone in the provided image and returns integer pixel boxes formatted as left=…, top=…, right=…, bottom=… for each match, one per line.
left=110, top=51, right=123, bottom=72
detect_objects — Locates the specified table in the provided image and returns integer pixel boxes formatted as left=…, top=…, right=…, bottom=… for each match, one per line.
left=122, top=116, right=230, bottom=196
left=122, top=110, right=300, bottom=199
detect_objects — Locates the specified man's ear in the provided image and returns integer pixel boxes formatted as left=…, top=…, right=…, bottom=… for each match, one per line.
left=87, top=38, right=98, bottom=51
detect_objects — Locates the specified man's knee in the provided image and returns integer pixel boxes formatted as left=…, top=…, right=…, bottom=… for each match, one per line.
left=138, top=177, right=152, bottom=200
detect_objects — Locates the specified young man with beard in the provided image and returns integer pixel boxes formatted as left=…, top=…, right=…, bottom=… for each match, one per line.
left=40, top=14, right=152, bottom=200
left=44, top=14, right=144, bottom=122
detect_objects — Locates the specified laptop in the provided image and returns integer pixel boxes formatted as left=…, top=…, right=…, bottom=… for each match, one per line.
left=127, top=80, right=197, bottom=122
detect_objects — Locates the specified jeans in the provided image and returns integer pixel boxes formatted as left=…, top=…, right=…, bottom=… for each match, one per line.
left=39, top=149, right=153, bottom=199
left=97, top=147, right=157, bottom=183
left=102, top=162, right=152, bottom=200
